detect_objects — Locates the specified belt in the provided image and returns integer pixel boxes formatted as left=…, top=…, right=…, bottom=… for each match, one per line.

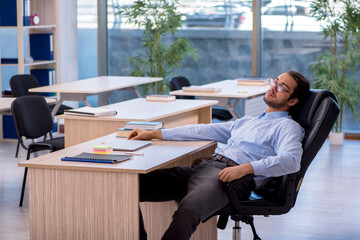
left=212, top=154, right=238, bottom=167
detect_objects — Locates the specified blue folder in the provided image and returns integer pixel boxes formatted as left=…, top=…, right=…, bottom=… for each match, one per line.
left=30, top=69, right=56, bottom=96
left=29, top=33, right=54, bottom=60
left=0, top=0, right=17, bottom=26
left=0, top=0, right=30, bottom=26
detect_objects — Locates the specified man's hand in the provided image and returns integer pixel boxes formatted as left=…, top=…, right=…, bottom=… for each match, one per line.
left=127, top=129, right=162, bottom=140
left=218, top=163, right=254, bottom=182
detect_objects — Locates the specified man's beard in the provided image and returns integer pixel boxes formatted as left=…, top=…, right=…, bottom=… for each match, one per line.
left=263, top=94, right=288, bottom=109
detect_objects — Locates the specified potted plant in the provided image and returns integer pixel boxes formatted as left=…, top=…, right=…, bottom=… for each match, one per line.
left=310, top=0, right=360, bottom=145
left=117, top=0, right=198, bottom=95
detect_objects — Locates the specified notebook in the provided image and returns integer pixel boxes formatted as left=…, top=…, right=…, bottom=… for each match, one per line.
left=106, top=139, right=152, bottom=151
left=61, top=152, right=130, bottom=164
left=64, top=106, right=117, bottom=117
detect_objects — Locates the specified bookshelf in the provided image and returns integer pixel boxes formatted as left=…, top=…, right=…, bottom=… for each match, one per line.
left=0, top=0, right=59, bottom=139
left=0, top=0, right=58, bottom=96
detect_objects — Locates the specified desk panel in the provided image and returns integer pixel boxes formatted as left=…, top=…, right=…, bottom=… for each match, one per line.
left=58, top=98, right=217, bottom=147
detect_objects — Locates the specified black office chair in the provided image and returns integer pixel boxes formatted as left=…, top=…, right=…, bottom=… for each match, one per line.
left=10, top=74, right=71, bottom=157
left=169, top=76, right=233, bottom=121
left=11, top=95, right=65, bottom=206
left=203, top=90, right=340, bottom=240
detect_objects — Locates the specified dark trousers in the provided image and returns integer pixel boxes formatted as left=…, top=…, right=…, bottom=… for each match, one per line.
left=139, top=158, right=255, bottom=240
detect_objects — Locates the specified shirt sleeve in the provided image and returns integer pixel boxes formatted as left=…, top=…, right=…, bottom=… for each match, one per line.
left=250, top=121, right=304, bottom=177
left=161, top=121, right=235, bottom=144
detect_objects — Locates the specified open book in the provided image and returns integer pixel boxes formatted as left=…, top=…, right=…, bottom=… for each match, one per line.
left=64, top=106, right=117, bottom=117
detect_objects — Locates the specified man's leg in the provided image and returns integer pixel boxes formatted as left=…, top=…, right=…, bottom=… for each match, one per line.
left=139, top=166, right=194, bottom=240
left=162, top=160, right=255, bottom=240
left=161, top=160, right=229, bottom=240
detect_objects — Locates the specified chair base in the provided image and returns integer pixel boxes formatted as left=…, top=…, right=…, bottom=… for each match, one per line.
left=228, top=215, right=262, bottom=240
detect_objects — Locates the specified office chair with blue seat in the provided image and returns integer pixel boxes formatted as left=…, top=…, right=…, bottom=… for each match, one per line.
left=169, top=76, right=233, bottom=121
left=10, top=74, right=71, bottom=157
left=203, top=90, right=340, bottom=240
left=11, top=95, right=65, bottom=206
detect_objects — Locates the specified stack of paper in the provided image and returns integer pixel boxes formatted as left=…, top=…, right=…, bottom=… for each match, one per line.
left=182, top=86, right=221, bottom=93
left=116, top=128, right=133, bottom=138
left=93, top=145, right=113, bottom=154
left=146, top=95, right=176, bottom=102
left=124, top=121, right=163, bottom=130
left=64, top=106, right=117, bottom=117
left=236, top=78, right=268, bottom=86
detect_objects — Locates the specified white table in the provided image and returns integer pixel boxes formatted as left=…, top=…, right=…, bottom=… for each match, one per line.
left=29, top=76, right=163, bottom=117
left=170, top=80, right=269, bottom=119
left=0, top=97, right=56, bottom=115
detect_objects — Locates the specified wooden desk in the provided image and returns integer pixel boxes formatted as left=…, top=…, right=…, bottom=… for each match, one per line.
left=29, top=76, right=163, bottom=117
left=57, top=98, right=218, bottom=147
left=170, top=80, right=269, bottom=119
left=19, top=133, right=218, bottom=240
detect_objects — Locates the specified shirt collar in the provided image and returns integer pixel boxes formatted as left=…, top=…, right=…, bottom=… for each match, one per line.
left=259, top=111, right=289, bottom=120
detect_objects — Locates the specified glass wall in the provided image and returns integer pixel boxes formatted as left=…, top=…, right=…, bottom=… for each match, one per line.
left=259, top=0, right=360, bottom=133
left=77, top=0, right=98, bottom=106
left=107, top=0, right=253, bottom=101
left=76, top=0, right=360, bottom=133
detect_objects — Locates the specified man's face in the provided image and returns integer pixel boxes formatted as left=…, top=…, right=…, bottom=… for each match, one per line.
left=263, top=73, right=298, bottom=111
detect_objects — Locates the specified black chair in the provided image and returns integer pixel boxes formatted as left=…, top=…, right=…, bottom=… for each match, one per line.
left=10, top=74, right=71, bottom=157
left=11, top=95, right=65, bottom=206
left=169, top=76, right=233, bottom=121
left=204, top=90, right=340, bottom=240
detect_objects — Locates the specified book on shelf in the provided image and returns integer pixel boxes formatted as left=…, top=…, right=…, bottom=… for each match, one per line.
left=124, top=121, right=163, bottom=130
left=236, top=77, right=268, bottom=86
left=64, top=106, right=117, bottom=117
left=0, top=58, right=18, bottom=64
left=182, top=86, right=221, bottom=93
left=146, top=95, right=176, bottom=102
left=23, top=0, right=30, bottom=26
left=29, top=33, right=54, bottom=60
left=61, top=152, right=130, bottom=164
left=30, top=69, right=56, bottom=96
left=116, top=128, right=133, bottom=138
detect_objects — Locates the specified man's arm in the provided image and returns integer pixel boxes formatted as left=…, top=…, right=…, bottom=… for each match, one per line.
left=128, top=129, right=163, bottom=140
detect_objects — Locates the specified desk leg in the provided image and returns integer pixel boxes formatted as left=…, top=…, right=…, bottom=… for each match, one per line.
left=28, top=168, right=139, bottom=240
left=226, top=99, right=240, bottom=119
left=51, top=99, right=64, bottom=117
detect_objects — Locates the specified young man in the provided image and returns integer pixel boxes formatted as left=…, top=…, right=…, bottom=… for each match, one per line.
left=128, top=70, right=310, bottom=240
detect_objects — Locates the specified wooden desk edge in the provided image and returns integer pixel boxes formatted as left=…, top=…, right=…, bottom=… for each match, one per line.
left=18, top=141, right=217, bottom=174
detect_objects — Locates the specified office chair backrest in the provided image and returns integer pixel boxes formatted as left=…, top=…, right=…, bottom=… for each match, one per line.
left=10, top=74, right=41, bottom=97
left=289, top=89, right=339, bottom=204
left=169, top=76, right=195, bottom=100
left=11, top=95, right=54, bottom=139
left=229, top=90, right=339, bottom=216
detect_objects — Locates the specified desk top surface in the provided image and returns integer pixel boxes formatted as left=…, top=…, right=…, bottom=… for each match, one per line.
left=29, top=76, right=163, bottom=94
left=57, top=98, right=218, bottom=121
left=0, top=97, right=56, bottom=113
left=169, top=80, right=269, bottom=98
left=18, top=133, right=216, bottom=174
